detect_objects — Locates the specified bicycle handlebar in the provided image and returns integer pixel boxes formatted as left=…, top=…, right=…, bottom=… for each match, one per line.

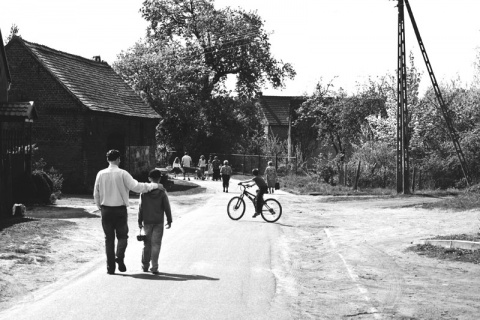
left=238, top=182, right=255, bottom=188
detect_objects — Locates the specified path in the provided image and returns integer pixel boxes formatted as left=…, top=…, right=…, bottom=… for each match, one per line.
left=0, top=178, right=292, bottom=320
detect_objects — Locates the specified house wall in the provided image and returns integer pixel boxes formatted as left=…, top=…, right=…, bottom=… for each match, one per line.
left=6, top=40, right=86, bottom=192
left=6, top=41, right=158, bottom=193
left=84, top=113, right=157, bottom=190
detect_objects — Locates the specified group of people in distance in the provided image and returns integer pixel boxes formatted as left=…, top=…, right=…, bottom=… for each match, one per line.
left=170, top=153, right=278, bottom=194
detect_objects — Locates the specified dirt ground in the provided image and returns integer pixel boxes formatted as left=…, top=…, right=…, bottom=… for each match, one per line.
left=1, top=182, right=480, bottom=319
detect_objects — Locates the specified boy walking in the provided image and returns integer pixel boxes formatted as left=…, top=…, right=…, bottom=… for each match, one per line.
left=238, top=168, right=268, bottom=218
left=138, top=169, right=173, bottom=274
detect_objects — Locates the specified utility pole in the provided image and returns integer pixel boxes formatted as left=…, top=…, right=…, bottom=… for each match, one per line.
left=396, top=0, right=410, bottom=194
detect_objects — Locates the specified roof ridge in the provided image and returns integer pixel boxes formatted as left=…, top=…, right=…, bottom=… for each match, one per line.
left=18, top=37, right=109, bottom=67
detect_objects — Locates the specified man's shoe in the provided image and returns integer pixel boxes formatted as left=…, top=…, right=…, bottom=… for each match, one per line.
left=152, top=270, right=160, bottom=275
left=252, top=212, right=261, bottom=218
left=115, top=258, right=127, bottom=272
left=107, top=270, right=115, bottom=275
left=142, top=267, right=149, bottom=272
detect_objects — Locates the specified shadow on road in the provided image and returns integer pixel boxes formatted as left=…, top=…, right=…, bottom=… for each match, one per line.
left=120, top=272, right=220, bottom=281
left=236, top=220, right=297, bottom=228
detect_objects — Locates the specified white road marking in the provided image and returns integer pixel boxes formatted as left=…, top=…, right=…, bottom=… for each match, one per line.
left=324, top=228, right=382, bottom=319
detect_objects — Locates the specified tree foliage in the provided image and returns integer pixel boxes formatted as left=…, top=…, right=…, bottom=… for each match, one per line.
left=114, top=0, right=295, bottom=156
left=297, top=79, right=386, bottom=162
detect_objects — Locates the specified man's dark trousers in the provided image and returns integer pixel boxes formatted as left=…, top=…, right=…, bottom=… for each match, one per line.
left=101, top=206, right=128, bottom=273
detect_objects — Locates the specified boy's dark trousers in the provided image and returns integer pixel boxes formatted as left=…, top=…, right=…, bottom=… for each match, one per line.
left=255, top=186, right=268, bottom=213
left=101, top=206, right=129, bottom=273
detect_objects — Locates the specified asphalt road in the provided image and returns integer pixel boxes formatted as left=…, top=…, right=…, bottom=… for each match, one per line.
left=0, top=179, right=292, bottom=320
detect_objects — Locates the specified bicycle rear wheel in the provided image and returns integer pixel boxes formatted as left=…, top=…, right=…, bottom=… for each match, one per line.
left=227, top=197, right=246, bottom=220
left=261, top=198, right=282, bottom=223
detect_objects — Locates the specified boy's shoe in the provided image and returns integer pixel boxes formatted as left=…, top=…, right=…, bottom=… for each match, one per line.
left=115, top=258, right=127, bottom=272
left=152, top=270, right=160, bottom=275
left=142, top=267, right=149, bottom=272
left=252, top=212, right=261, bottom=218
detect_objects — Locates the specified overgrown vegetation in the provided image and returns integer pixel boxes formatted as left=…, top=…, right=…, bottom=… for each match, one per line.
left=293, top=51, right=480, bottom=190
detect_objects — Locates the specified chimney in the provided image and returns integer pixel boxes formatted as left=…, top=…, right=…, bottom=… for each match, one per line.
left=92, top=55, right=101, bottom=62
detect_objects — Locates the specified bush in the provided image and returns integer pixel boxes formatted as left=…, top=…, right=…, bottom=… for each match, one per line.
left=40, top=172, right=54, bottom=191
left=47, top=167, right=64, bottom=193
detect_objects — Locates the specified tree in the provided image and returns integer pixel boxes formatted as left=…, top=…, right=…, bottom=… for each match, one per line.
left=114, top=0, right=295, bottom=155
left=5, top=24, right=20, bottom=44
left=297, top=79, right=385, bottom=162
left=139, top=0, right=295, bottom=100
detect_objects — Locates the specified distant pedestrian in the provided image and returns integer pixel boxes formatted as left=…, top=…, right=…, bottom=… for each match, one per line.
left=172, top=157, right=182, bottom=178
left=207, top=155, right=214, bottom=180
left=264, top=161, right=277, bottom=194
left=220, top=160, right=232, bottom=192
left=138, top=169, right=172, bottom=275
left=212, top=156, right=221, bottom=181
left=181, top=152, right=192, bottom=180
left=198, top=155, right=206, bottom=180
left=94, top=150, right=164, bottom=275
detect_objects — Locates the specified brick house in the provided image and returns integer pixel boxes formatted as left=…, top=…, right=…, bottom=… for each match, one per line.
left=1, top=30, right=38, bottom=218
left=5, top=36, right=160, bottom=193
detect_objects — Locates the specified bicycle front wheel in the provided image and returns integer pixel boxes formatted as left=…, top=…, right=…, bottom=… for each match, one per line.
left=261, top=198, right=282, bottom=223
left=227, top=197, right=246, bottom=220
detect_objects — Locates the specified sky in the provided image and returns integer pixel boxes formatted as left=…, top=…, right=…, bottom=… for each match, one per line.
left=2, top=0, right=480, bottom=96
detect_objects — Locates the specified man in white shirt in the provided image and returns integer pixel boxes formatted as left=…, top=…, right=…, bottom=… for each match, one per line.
left=181, top=151, right=193, bottom=181
left=94, top=149, right=164, bottom=275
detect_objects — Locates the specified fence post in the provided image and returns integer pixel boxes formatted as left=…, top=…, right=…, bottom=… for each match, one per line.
left=412, top=167, right=416, bottom=193
left=344, top=162, right=347, bottom=186
left=275, top=153, right=278, bottom=171
left=353, top=161, right=361, bottom=191
left=418, top=170, right=422, bottom=190
left=243, top=153, right=245, bottom=175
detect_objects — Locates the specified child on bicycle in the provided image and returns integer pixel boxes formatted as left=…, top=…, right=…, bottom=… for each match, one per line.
left=238, top=168, right=268, bottom=218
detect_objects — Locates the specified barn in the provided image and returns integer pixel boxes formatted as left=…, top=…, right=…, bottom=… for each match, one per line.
left=5, top=36, right=160, bottom=192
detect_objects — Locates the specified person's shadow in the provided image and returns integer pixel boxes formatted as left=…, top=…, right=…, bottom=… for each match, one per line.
left=120, top=272, right=220, bottom=281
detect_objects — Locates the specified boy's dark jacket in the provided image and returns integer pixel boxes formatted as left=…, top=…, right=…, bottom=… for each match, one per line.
left=138, top=189, right=172, bottom=226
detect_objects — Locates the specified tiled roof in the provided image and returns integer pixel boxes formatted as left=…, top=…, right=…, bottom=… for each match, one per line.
left=0, top=101, right=37, bottom=120
left=13, top=37, right=159, bottom=119
left=259, top=95, right=304, bottom=126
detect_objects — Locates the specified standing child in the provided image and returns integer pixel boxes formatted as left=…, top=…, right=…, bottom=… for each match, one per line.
left=172, top=157, right=182, bottom=178
left=198, top=155, right=206, bottom=180
left=238, top=168, right=268, bottom=218
left=207, top=155, right=214, bottom=180
left=138, top=169, right=173, bottom=274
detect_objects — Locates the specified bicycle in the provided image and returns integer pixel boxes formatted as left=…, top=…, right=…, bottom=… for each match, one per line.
left=227, top=183, right=282, bottom=223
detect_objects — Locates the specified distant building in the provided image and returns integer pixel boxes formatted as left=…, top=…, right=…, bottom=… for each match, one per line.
left=5, top=36, right=160, bottom=192
left=257, top=95, right=305, bottom=157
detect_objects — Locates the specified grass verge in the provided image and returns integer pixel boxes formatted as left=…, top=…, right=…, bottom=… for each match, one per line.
left=0, top=218, right=77, bottom=307
left=407, top=244, right=480, bottom=264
